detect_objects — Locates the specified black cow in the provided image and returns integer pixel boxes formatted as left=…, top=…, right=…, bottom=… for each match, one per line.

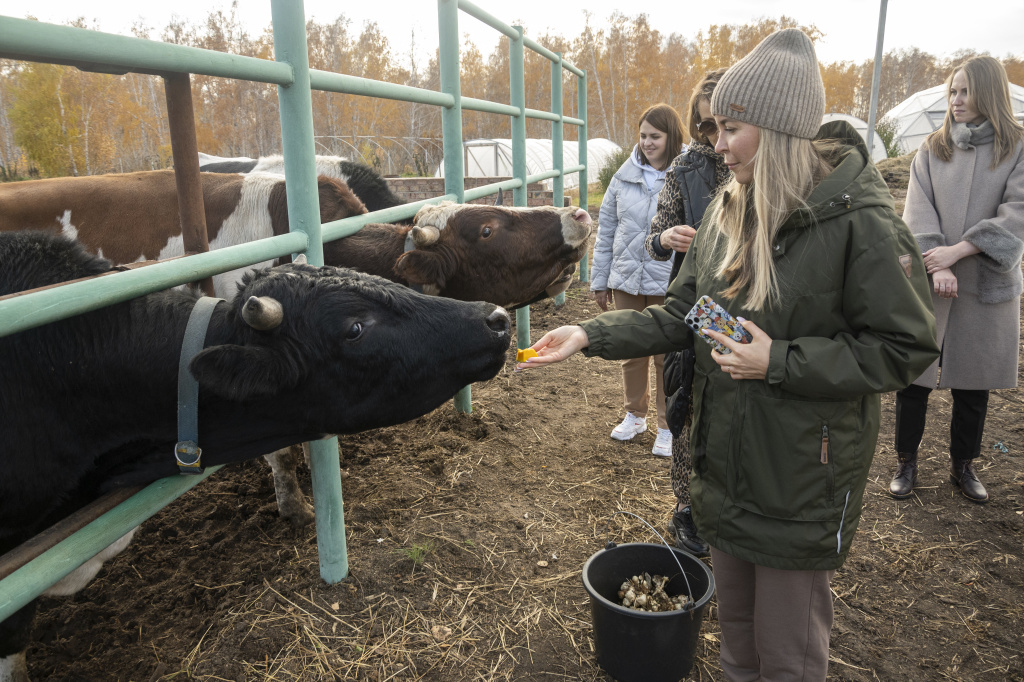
left=0, top=231, right=510, bottom=682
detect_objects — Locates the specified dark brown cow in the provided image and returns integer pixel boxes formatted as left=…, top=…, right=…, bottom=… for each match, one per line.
left=328, top=200, right=593, bottom=307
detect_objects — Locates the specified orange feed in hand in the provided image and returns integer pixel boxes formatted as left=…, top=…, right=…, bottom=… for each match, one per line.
left=516, top=348, right=538, bottom=362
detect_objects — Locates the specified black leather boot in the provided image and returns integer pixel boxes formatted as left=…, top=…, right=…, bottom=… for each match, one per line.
left=668, top=506, right=710, bottom=557
left=950, top=458, right=988, bottom=503
left=889, top=452, right=917, bottom=499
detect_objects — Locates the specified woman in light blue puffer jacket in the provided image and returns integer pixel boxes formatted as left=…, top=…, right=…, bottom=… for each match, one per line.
left=592, top=103, right=685, bottom=457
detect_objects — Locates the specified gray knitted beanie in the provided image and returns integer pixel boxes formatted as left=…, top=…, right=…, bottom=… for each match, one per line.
left=710, top=28, right=825, bottom=139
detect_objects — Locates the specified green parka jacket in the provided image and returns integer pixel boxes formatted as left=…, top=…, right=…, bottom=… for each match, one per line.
left=580, top=122, right=939, bottom=570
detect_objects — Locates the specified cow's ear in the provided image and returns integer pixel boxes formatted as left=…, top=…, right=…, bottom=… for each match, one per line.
left=190, top=345, right=300, bottom=401
left=394, top=248, right=454, bottom=289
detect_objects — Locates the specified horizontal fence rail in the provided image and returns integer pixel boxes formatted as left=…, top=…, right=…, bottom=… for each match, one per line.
left=0, top=16, right=295, bottom=83
left=0, top=469, right=222, bottom=623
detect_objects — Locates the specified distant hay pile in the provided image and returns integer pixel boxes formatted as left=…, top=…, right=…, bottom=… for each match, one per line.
left=877, top=151, right=916, bottom=213
left=876, top=151, right=916, bottom=191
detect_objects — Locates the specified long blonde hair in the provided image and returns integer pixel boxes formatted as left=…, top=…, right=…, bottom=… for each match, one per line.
left=927, top=56, right=1024, bottom=168
left=705, top=128, right=832, bottom=310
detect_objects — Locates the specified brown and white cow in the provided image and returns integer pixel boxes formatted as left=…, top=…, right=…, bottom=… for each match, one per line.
left=0, top=169, right=367, bottom=299
left=0, top=170, right=593, bottom=524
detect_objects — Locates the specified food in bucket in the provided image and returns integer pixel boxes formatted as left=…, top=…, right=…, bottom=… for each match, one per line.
left=617, top=572, right=691, bottom=612
left=516, top=348, right=538, bottom=362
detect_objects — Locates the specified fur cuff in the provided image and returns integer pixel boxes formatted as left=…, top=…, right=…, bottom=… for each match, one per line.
left=913, top=232, right=946, bottom=253
left=978, top=263, right=1023, bottom=304
left=963, top=220, right=1024, bottom=271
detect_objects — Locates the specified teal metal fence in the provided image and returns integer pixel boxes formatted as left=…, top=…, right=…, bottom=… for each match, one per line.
left=0, top=0, right=588, bottom=624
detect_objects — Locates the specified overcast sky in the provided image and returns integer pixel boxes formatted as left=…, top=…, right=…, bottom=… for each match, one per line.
left=14, top=1, right=1024, bottom=70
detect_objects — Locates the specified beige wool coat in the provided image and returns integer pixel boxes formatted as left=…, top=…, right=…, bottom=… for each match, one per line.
left=904, top=125, right=1024, bottom=389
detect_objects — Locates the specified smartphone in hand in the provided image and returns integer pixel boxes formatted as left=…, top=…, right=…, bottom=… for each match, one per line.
left=684, top=295, right=752, bottom=354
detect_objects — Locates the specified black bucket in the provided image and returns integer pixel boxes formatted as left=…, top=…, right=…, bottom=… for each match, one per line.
left=582, top=542, right=715, bottom=682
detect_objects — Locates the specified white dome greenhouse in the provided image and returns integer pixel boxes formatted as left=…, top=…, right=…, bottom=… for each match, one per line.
left=436, top=138, right=622, bottom=190
left=821, top=113, right=888, bottom=163
left=884, top=82, right=1024, bottom=155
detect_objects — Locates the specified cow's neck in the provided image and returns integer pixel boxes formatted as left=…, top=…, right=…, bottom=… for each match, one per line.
left=321, top=223, right=410, bottom=285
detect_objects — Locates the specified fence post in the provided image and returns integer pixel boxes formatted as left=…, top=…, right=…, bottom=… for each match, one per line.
left=509, top=26, right=530, bottom=350
left=437, top=0, right=473, bottom=414
left=163, top=73, right=216, bottom=297
left=577, top=73, right=590, bottom=283
left=271, top=0, right=348, bottom=584
left=551, top=54, right=566, bottom=306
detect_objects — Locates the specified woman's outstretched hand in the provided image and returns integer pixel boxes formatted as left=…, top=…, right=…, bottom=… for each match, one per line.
left=515, top=325, right=590, bottom=370
left=702, top=318, right=772, bottom=380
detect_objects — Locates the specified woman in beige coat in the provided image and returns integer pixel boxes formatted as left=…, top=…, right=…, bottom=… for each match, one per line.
left=890, top=55, right=1024, bottom=503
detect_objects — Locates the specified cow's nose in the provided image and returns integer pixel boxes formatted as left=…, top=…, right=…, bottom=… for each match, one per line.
left=487, top=306, right=511, bottom=336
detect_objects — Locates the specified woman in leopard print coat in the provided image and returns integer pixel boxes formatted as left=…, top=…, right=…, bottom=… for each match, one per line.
left=644, top=68, right=731, bottom=556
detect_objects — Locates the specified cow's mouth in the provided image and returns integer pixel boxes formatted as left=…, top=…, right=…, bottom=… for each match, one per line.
left=544, top=263, right=577, bottom=298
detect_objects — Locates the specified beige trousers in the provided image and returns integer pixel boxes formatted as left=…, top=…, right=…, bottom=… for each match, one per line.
left=711, top=548, right=835, bottom=682
left=611, top=290, right=667, bottom=430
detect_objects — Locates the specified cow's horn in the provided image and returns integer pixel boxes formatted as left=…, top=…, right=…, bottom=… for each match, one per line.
left=494, top=187, right=504, bottom=206
left=242, top=295, right=284, bottom=330
left=411, top=224, right=441, bottom=248
left=293, top=253, right=308, bottom=265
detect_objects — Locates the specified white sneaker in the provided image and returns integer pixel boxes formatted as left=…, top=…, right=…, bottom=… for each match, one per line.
left=611, top=412, right=647, bottom=441
left=652, top=428, right=672, bottom=457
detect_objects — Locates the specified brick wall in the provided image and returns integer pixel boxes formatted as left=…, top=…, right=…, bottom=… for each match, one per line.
left=384, top=176, right=570, bottom=207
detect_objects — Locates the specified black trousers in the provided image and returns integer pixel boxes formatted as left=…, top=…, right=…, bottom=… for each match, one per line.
left=894, top=384, right=989, bottom=461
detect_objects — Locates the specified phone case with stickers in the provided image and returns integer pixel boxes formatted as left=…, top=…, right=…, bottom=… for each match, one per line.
left=684, top=295, right=752, bottom=354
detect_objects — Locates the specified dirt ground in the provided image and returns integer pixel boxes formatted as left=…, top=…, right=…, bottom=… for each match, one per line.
left=25, top=161, right=1024, bottom=681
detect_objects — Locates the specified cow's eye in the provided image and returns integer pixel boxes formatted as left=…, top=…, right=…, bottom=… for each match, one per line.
left=345, top=322, right=364, bottom=340
left=481, top=226, right=492, bottom=238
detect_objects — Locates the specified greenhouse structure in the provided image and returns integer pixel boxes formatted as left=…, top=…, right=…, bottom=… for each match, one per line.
left=884, top=82, right=1024, bottom=155
left=436, top=138, right=622, bottom=190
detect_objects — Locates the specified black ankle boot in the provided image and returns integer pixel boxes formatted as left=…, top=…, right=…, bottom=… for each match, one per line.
left=950, top=458, right=988, bottom=503
left=668, top=506, right=709, bottom=557
left=889, top=452, right=917, bottom=499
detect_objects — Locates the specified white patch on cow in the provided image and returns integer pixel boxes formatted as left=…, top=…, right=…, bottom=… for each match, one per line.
left=412, top=201, right=462, bottom=233
left=422, top=284, right=442, bottom=296
left=252, top=155, right=351, bottom=185
left=0, top=652, right=29, bottom=682
left=153, top=172, right=279, bottom=299
left=559, top=205, right=592, bottom=247
left=198, top=151, right=254, bottom=165
left=42, top=528, right=138, bottom=598
left=208, top=172, right=281, bottom=297
left=58, top=209, right=77, bottom=240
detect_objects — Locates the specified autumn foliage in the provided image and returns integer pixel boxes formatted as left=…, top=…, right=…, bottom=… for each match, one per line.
left=1, top=10, right=1021, bottom=180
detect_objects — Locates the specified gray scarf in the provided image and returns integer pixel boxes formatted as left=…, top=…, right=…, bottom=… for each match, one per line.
left=951, top=119, right=994, bottom=150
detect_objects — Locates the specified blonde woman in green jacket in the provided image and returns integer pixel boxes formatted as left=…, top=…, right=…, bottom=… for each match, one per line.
left=517, top=29, right=939, bottom=681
